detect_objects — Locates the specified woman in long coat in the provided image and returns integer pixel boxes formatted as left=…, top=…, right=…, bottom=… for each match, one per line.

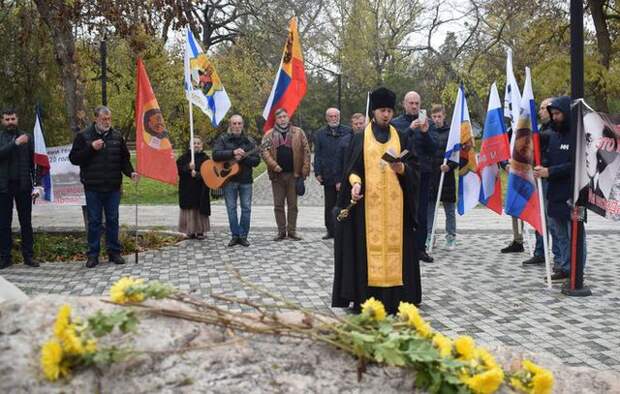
left=177, top=136, right=211, bottom=239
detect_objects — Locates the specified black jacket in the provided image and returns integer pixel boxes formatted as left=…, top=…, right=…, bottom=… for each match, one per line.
left=0, top=128, right=35, bottom=193
left=544, top=96, right=573, bottom=220
left=212, top=132, right=261, bottom=184
left=391, top=113, right=437, bottom=173
left=177, top=150, right=211, bottom=215
left=429, top=124, right=457, bottom=203
left=69, top=124, right=134, bottom=192
left=314, top=124, right=352, bottom=185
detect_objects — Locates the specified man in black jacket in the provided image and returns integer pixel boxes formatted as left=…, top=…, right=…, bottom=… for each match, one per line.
left=427, top=104, right=457, bottom=250
left=212, top=114, right=261, bottom=247
left=534, top=96, right=586, bottom=281
left=314, top=108, right=351, bottom=239
left=391, top=91, right=437, bottom=262
left=0, top=108, right=40, bottom=269
left=69, top=106, right=138, bottom=268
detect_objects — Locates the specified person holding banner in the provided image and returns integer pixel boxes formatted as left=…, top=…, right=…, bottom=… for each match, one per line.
left=177, top=136, right=211, bottom=240
left=0, top=108, right=40, bottom=269
left=69, top=106, right=138, bottom=268
left=534, top=96, right=587, bottom=281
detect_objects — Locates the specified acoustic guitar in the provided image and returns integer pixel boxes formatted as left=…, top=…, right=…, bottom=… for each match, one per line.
left=201, top=140, right=271, bottom=189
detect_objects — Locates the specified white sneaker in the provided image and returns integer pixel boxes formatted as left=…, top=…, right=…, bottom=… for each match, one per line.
left=446, top=239, right=456, bottom=250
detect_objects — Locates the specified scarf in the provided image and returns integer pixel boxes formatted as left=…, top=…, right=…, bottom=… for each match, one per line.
left=272, top=123, right=293, bottom=149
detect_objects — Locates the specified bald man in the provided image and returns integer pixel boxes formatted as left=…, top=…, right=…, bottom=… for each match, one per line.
left=314, top=107, right=352, bottom=239
left=392, top=91, right=437, bottom=263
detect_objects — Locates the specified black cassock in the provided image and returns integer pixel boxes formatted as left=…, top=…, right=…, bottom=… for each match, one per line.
left=332, top=123, right=421, bottom=314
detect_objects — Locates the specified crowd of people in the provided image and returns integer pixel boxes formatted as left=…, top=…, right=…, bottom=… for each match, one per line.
left=0, top=89, right=584, bottom=310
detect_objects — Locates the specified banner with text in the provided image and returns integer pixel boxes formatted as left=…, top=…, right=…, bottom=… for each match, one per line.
left=37, top=144, right=85, bottom=206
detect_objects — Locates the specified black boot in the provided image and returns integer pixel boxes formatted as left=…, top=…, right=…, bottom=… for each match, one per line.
left=238, top=237, right=250, bottom=247
left=23, top=256, right=40, bottom=267
left=85, top=255, right=99, bottom=268
left=109, top=254, right=126, bottom=265
left=500, top=241, right=524, bottom=253
left=0, top=259, right=12, bottom=270
left=228, top=236, right=239, bottom=247
left=419, top=250, right=434, bottom=263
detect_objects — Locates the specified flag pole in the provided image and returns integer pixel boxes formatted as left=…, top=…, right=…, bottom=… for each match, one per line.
left=188, top=93, right=196, bottom=166
left=537, top=178, right=552, bottom=288
left=134, top=180, right=139, bottom=264
left=428, top=161, right=446, bottom=254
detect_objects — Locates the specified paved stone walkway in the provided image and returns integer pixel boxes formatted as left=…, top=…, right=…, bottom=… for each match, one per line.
left=5, top=166, right=620, bottom=372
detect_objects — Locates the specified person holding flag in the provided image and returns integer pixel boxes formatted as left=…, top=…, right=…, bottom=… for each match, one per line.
left=0, top=108, right=40, bottom=269
left=69, top=106, right=139, bottom=268
left=534, top=96, right=587, bottom=281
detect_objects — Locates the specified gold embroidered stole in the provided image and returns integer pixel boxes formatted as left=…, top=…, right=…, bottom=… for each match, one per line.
left=363, top=123, right=404, bottom=287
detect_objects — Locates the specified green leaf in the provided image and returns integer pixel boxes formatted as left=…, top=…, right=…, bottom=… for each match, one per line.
left=373, top=341, right=406, bottom=366
left=415, top=367, right=432, bottom=390
left=405, top=341, right=440, bottom=362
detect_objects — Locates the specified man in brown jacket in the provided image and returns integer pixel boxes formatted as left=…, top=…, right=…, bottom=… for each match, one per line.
left=262, top=108, right=311, bottom=241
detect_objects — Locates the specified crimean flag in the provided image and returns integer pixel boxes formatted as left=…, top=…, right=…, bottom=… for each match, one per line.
left=504, top=71, right=542, bottom=234
left=135, top=58, right=177, bottom=185
left=445, top=84, right=481, bottom=215
left=33, top=108, right=52, bottom=201
left=262, top=17, right=307, bottom=132
left=478, top=83, right=510, bottom=215
left=184, top=29, right=231, bottom=127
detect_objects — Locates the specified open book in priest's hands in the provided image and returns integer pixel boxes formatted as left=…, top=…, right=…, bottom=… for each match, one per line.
left=381, top=148, right=409, bottom=164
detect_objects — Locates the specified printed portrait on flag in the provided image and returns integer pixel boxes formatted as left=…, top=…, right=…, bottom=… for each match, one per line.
left=583, top=111, right=620, bottom=220
left=511, top=122, right=535, bottom=177
left=458, top=121, right=476, bottom=177
left=140, top=100, right=172, bottom=150
left=189, top=54, right=224, bottom=96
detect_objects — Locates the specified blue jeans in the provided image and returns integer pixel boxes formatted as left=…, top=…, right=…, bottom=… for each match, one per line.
left=85, top=190, right=121, bottom=257
left=549, top=216, right=587, bottom=274
left=427, top=201, right=456, bottom=240
left=534, top=220, right=561, bottom=262
left=223, top=182, right=253, bottom=238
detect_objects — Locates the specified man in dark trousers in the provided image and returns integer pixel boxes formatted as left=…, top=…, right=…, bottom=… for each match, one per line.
left=69, top=106, right=138, bottom=268
left=314, top=107, right=351, bottom=239
left=392, top=91, right=437, bottom=262
left=427, top=104, right=458, bottom=250
left=0, top=108, right=40, bottom=269
left=213, top=114, right=261, bottom=247
left=534, top=96, right=586, bottom=281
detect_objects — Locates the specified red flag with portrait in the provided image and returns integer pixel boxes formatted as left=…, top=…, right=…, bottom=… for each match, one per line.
left=135, top=58, right=177, bottom=184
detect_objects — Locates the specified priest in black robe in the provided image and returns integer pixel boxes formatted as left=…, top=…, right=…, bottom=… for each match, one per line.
left=332, top=87, right=421, bottom=315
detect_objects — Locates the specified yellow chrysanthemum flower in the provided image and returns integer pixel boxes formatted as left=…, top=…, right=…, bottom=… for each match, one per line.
left=463, top=368, right=504, bottom=394
left=61, top=326, right=85, bottom=355
left=85, top=338, right=97, bottom=353
left=110, top=277, right=145, bottom=304
left=398, top=302, right=432, bottom=336
left=510, top=377, right=529, bottom=393
left=40, top=341, right=64, bottom=381
left=397, top=302, right=418, bottom=320
left=454, top=336, right=476, bottom=360
left=416, top=322, right=433, bottom=338
left=531, top=368, right=554, bottom=394
left=477, top=347, right=498, bottom=370
left=361, top=297, right=386, bottom=321
left=432, top=333, right=453, bottom=358
left=522, top=359, right=544, bottom=375
left=53, top=304, right=72, bottom=339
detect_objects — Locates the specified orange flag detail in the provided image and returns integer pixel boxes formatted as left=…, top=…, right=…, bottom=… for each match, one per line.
left=135, top=58, right=177, bottom=185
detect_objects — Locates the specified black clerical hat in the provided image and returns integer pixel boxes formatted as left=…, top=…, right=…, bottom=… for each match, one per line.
left=370, top=87, right=396, bottom=111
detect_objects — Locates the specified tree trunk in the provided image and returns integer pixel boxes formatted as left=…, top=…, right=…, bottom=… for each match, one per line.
left=589, top=0, right=611, bottom=112
left=33, top=0, right=88, bottom=134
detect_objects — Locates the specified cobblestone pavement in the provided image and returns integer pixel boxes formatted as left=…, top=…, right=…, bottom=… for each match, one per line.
left=5, top=162, right=620, bottom=372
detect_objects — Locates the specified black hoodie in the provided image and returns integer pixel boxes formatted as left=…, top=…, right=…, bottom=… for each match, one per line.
left=543, top=96, right=573, bottom=220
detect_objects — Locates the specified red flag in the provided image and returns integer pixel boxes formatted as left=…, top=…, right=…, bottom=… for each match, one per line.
left=135, top=58, right=177, bottom=184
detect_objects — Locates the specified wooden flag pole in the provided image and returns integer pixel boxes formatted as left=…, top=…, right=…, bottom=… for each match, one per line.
left=537, top=178, right=552, bottom=289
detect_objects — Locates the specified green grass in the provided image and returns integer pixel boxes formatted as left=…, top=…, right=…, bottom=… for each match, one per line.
left=120, top=151, right=267, bottom=205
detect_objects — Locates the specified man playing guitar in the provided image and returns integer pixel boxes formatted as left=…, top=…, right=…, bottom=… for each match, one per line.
left=212, top=115, right=261, bottom=247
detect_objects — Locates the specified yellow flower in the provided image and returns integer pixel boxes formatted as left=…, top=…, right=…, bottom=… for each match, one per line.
left=477, top=347, right=498, bottom=370
left=85, top=338, right=97, bottom=353
left=110, top=277, right=145, bottom=304
left=61, top=326, right=85, bottom=355
left=531, top=368, right=554, bottom=394
left=416, top=322, right=433, bottom=338
left=522, top=359, right=544, bottom=375
left=40, top=341, right=65, bottom=381
left=398, top=302, right=432, bottom=336
left=361, top=297, right=386, bottom=321
left=463, top=368, right=504, bottom=394
left=454, top=336, right=476, bottom=360
left=432, top=333, right=453, bottom=358
left=510, top=377, right=529, bottom=393
left=53, top=304, right=72, bottom=339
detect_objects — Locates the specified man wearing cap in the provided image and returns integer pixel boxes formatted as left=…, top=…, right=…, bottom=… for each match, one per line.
left=332, top=87, right=422, bottom=314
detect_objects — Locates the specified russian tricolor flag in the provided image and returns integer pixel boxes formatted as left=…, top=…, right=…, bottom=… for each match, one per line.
left=478, top=83, right=510, bottom=215
left=33, top=109, right=52, bottom=202
left=504, top=68, right=542, bottom=233
left=262, top=17, right=307, bottom=132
